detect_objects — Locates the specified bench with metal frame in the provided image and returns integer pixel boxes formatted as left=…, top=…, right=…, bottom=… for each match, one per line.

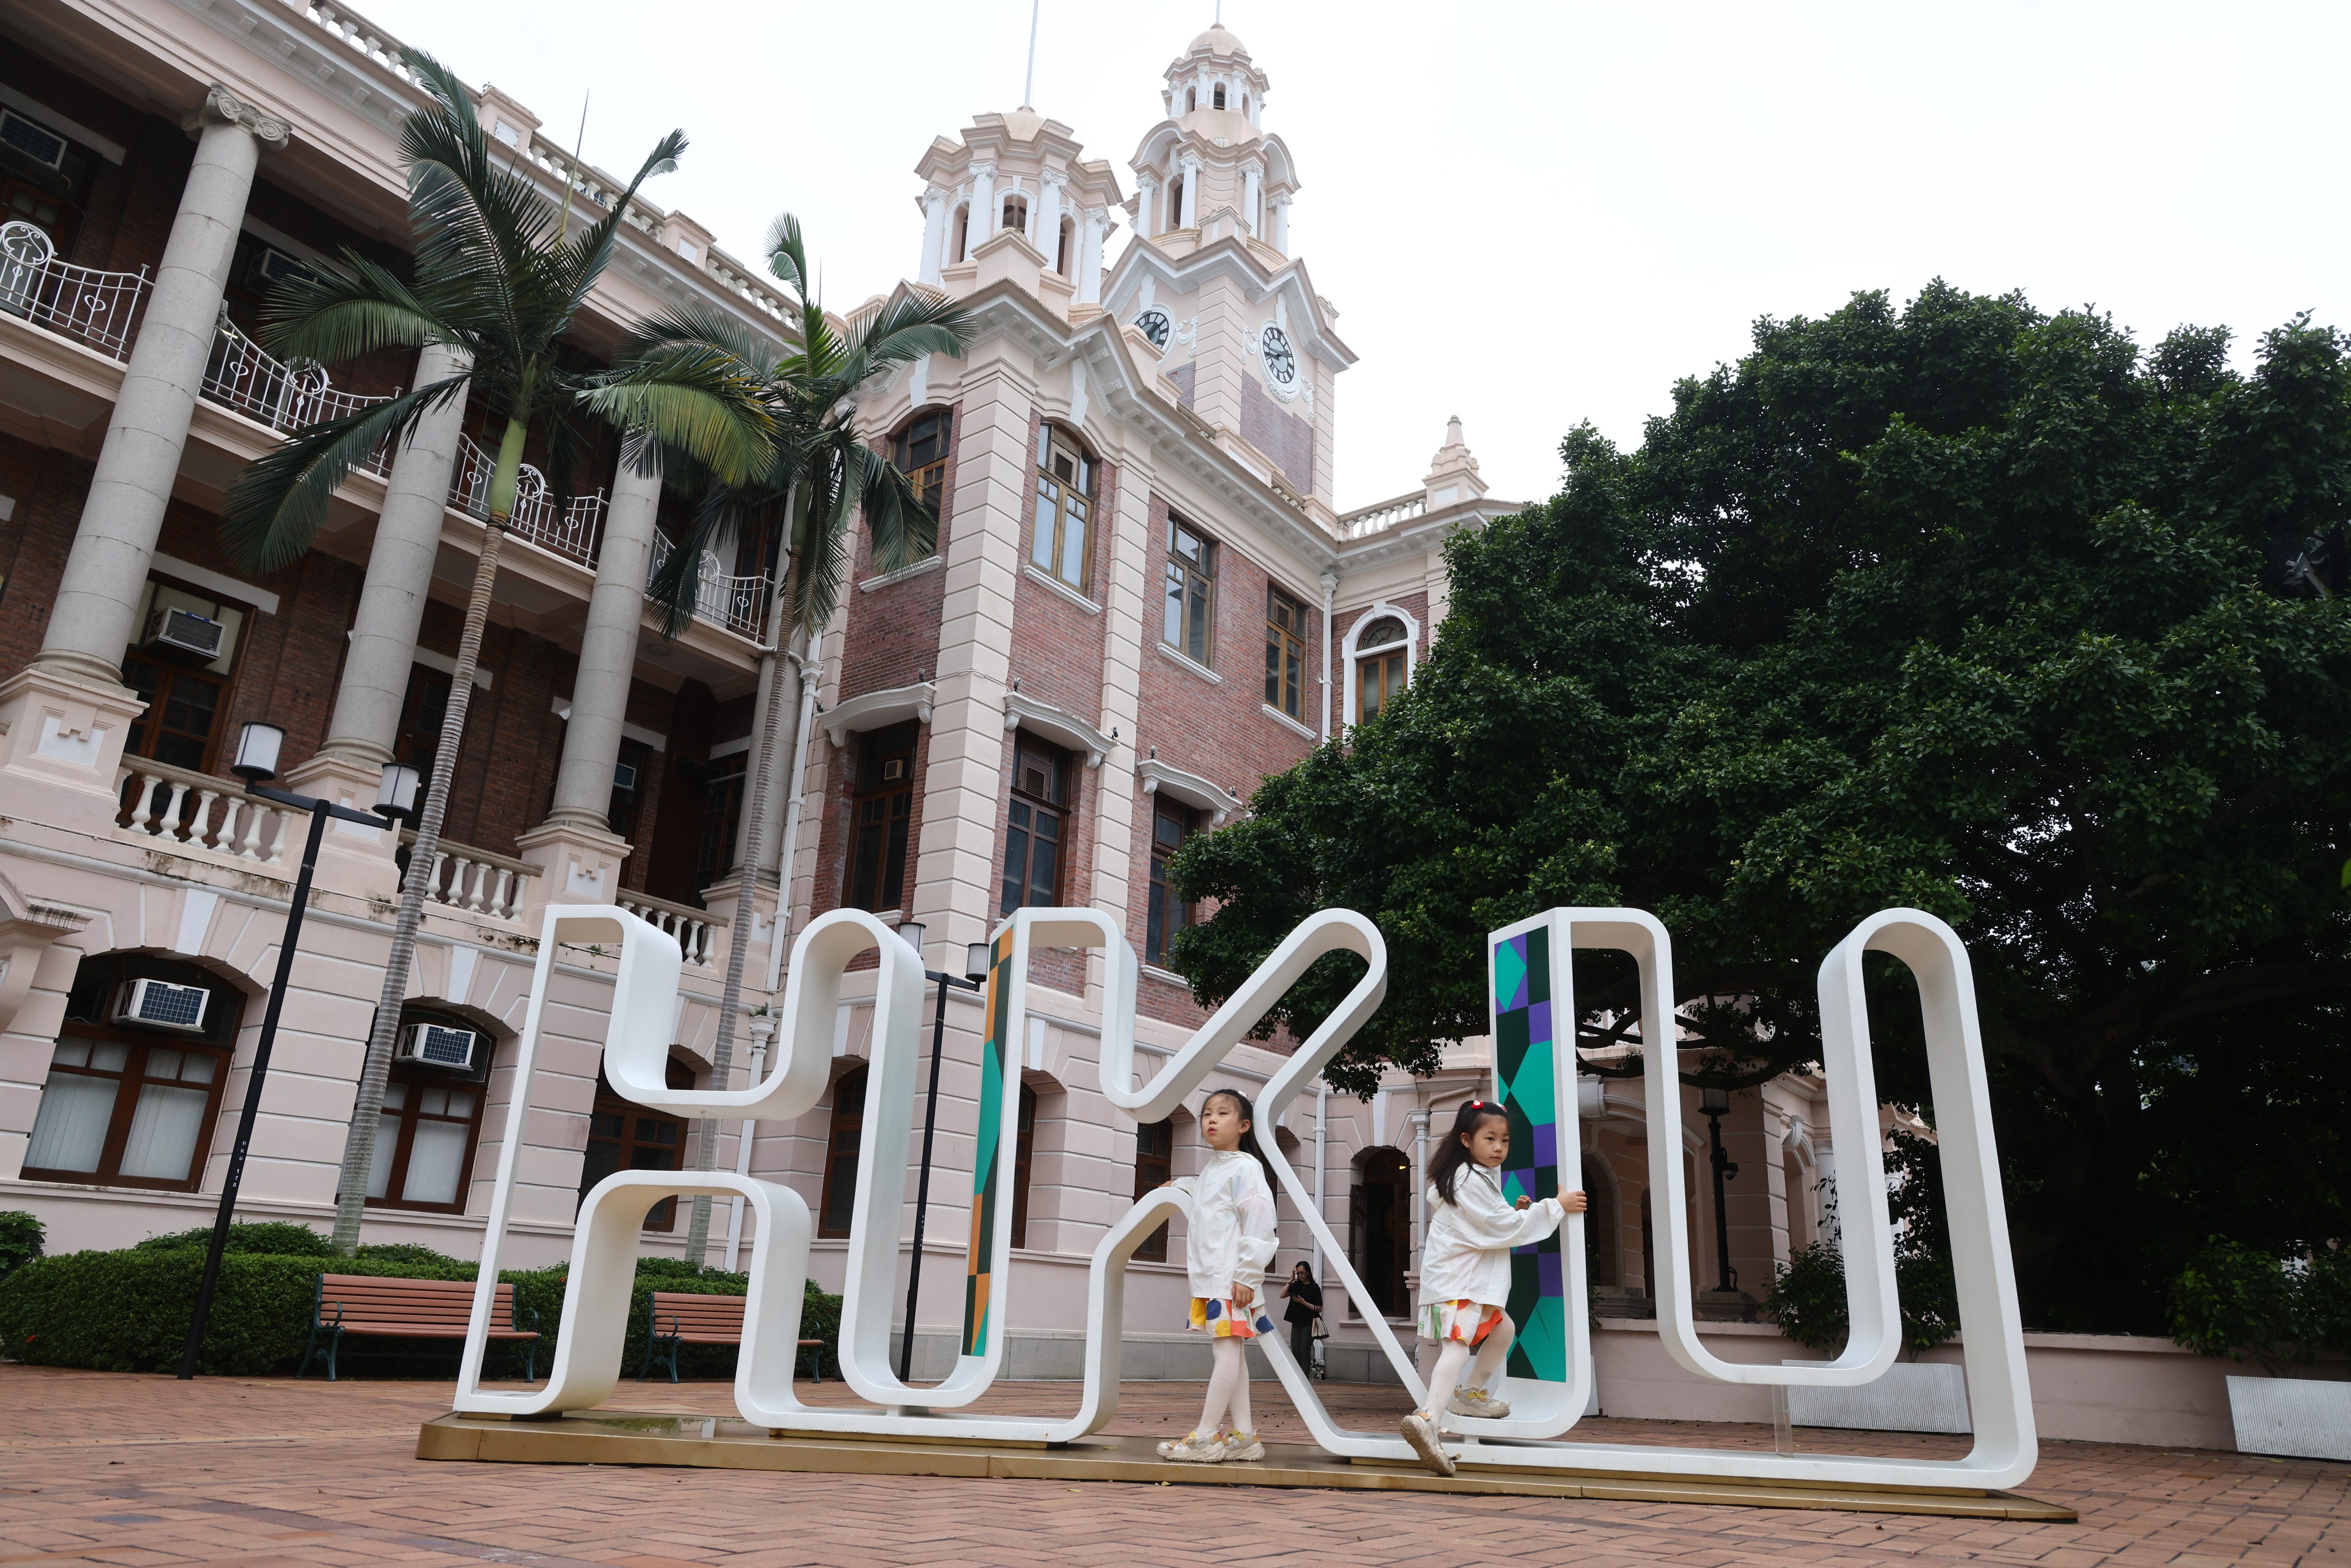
left=637, top=1290, right=825, bottom=1383
left=299, top=1274, right=539, bottom=1382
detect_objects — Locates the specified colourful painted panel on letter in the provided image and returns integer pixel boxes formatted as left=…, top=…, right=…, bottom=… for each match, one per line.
left=963, top=932, right=1015, bottom=1356
left=1492, top=925, right=1566, bottom=1382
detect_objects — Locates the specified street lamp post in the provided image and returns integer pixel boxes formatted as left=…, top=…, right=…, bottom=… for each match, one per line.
left=1699, top=1084, right=1740, bottom=1294
left=894, top=921, right=991, bottom=1386
left=176, top=728, right=416, bottom=1380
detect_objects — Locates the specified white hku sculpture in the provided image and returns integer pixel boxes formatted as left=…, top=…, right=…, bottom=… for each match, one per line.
left=451, top=901, right=2036, bottom=1491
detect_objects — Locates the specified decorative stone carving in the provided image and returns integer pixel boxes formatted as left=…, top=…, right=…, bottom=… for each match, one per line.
left=194, top=84, right=292, bottom=150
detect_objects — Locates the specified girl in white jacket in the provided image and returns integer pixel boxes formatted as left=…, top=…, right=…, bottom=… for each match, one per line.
left=1401, top=1099, right=1586, bottom=1476
left=1155, top=1087, right=1280, bottom=1465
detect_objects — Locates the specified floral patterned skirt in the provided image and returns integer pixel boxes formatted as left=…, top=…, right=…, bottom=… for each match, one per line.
left=1189, top=1296, right=1273, bottom=1338
left=1418, top=1299, right=1506, bottom=1346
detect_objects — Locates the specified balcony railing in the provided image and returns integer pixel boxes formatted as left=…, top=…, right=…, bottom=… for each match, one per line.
left=401, top=830, right=535, bottom=922
left=118, top=759, right=296, bottom=865
left=203, top=311, right=399, bottom=475
left=1337, top=492, right=1427, bottom=540
left=649, top=534, right=773, bottom=641
left=450, top=435, right=606, bottom=565
left=619, top=893, right=725, bottom=968
left=0, top=220, right=149, bottom=362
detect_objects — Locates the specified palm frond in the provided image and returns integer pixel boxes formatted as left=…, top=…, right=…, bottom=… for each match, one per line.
left=763, top=212, right=809, bottom=301
left=394, top=48, right=545, bottom=351
left=553, top=129, right=688, bottom=323
left=257, top=251, right=456, bottom=364
left=646, top=480, right=734, bottom=639
left=849, top=441, right=937, bottom=576
left=792, top=468, right=860, bottom=636
left=842, top=289, right=977, bottom=379
left=575, top=343, right=775, bottom=486
left=619, top=301, right=786, bottom=379
left=218, top=377, right=471, bottom=572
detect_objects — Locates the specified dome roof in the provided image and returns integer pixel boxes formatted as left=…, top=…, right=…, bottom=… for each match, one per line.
left=1001, top=106, right=1045, bottom=142
left=1187, top=24, right=1246, bottom=57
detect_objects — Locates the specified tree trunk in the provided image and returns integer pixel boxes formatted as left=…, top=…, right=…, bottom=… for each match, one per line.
left=330, top=418, right=525, bottom=1253
left=682, top=545, right=802, bottom=1266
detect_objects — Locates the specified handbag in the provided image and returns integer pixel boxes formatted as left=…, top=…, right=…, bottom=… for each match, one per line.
left=1310, top=1313, right=1330, bottom=1340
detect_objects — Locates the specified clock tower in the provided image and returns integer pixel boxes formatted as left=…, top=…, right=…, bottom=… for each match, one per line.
left=1109, top=24, right=1345, bottom=511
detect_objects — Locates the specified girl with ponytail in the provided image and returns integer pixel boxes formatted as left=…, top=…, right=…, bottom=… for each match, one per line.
left=1153, top=1086, right=1279, bottom=1465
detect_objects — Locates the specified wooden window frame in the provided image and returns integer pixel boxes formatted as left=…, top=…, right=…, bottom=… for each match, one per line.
left=843, top=723, right=917, bottom=914
left=578, top=1059, right=695, bottom=1232
left=892, top=408, right=953, bottom=549
left=1162, top=517, right=1217, bottom=667
left=21, top=956, right=242, bottom=1192
left=1264, top=587, right=1308, bottom=720
left=1132, top=1116, right=1174, bottom=1262
left=1001, top=734, right=1073, bottom=916
left=1144, top=798, right=1198, bottom=967
left=1031, top=425, right=1096, bottom=593
left=363, top=1009, right=490, bottom=1214
left=817, top=1067, right=868, bottom=1239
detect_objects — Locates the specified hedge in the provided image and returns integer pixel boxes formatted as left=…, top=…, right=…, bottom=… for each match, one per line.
left=0, top=1243, right=843, bottom=1381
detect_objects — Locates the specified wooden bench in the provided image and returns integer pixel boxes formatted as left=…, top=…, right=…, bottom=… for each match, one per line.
left=299, top=1274, right=539, bottom=1382
left=638, top=1290, right=825, bottom=1383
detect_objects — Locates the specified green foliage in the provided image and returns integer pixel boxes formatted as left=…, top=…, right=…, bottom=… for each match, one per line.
left=353, top=1242, right=468, bottom=1268
left=133, top=1222, right=333, bottom=1256
left=1171, top=282, right=2351, bottom=1332
left=1764, top=1135, right=1960, bottom=1358
left=0, top=1243, right=843, bottom=1381
left=2167, top=1240, right=2351, bottom=1375
left=0, top=1212, right=43, bottom=1281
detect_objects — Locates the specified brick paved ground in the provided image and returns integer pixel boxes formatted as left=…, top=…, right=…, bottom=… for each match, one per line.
left=1, top=1364, right=2345, bottom=1566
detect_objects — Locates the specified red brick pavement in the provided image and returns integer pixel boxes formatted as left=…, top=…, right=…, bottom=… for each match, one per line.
left=1, top=1364, right=2344, bottom=1566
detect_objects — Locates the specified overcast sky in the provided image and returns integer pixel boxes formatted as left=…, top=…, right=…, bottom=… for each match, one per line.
left=364, top=0, right=2351, bottom=513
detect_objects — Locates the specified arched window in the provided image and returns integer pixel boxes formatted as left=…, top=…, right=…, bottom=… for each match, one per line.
left=1186, top=86, right=1197, bottom=112
left=366, top=1006, right=491, bottom=1212
left=579, top=1057, right=695, bottom=1231
left=1001, top=193, right=1029, bottom=236
left=22, top=954, right=243, bottom=1190
left=843, top=721, right=916, bottom=914
left=1031, top=424, right=1095, bottom=592
left=1008, top=1082, right=1039, bottom=1249
left=1002, top=733, right=1072, bottom=914
left=1352, top=614, right=1411, bottom=724
left=1349, top=1147, right=1411, bottom=1317
left=1241, top=94, right=1250, bottom=118
left=817, top=1067, right=867, bottom=1237
left=1056, top=215, right=1073, bottom=275
left=1166, top=174, right=1185, bottom=231
left=1132, top=1116, right=1174, bottom=1260
left=952, top=203, right=971, bottom=263
left=1145, top=797, right=1198, bottom=965
left=1213, top=83, right=1227, bottom=110
left=891, top=407, right=952, bottom=523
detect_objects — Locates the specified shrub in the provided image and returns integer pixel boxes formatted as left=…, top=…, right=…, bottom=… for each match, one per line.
left=133, top=1221, right=332, bottom=1256
left=1760, top=1240, right=1960, bottom=1359
left=0, top=1212, right=42, bottom=1282
left=2167, top=1239, right=2351, bottom=1373
left=0, top=1244, right=843, bottom=1382
left=354, top=1242, right=468, bottom=1268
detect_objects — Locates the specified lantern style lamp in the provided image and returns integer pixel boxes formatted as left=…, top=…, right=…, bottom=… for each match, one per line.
left=230, top=722, right=284, bottom=782
left=965, top=942, right=991, bottom=983
left=375, top=764, right=421, bottom=822
left=895, top=919, right=926, bottom=955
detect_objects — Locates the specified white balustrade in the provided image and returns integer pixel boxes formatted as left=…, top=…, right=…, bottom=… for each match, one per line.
left=648, top=533, right=774, bottom=641
left=1337, top=492, right=1427, bottom=540
left=0, top=220, right=150, bottom=362
left=402, top=833, right=534, bottom=922
left=282, top=0, right=424, bottom=83
left=449, top=435, right=607, bottom=565
left=619, top=896, right=723, bottom=967
left=117, top=762, right=293, bottom=865
left=204, top=310, right=399, bottom=473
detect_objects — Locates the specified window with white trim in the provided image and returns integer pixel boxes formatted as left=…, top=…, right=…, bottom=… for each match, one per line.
left=1031, top=426, right=1095, bottom=592
left=1163, top=517, right=1216, bottom=666
left=1353, top=615, right=1410, bottom=724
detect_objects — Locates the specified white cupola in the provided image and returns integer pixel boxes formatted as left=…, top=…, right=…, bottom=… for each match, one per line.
left=1127, top=25, right=1299, bottom=260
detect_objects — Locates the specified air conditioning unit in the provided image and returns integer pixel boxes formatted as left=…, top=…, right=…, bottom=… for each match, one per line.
left=143, top=606, right=224, bottom=663
left=396, top=1020, right=482, bottom=1072
left=0, top=110, right=67, bottom=170
left=113, top=978, right=210, bottom=1033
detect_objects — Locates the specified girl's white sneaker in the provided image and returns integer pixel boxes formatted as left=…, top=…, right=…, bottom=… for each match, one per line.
left=1155, top=1430, right=1228, bottom=1464
left=1399, top=1411, right=1456, bottom=1476
left=1220, top=1429, right=1265, bottom=1462
left=1448, top=1385, right=1513, bottom=1419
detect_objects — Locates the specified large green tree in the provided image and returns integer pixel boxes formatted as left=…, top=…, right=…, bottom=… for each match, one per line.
left=1171, top=282, right=2351, bottom=1331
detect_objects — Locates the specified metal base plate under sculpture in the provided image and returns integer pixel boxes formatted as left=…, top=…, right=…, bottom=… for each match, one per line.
left=414, top=1410, right=2076, bottom=1521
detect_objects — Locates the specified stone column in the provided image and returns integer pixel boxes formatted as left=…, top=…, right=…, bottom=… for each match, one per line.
left=918, top=185, right=948, bottom=287
left=515, top=447, right=661, bottom=907
left=1271, top=194, right=1291, bottom=254
left=1177, top=157, right=1201, bottom=230
left=1243, top=162, right=1263, bottom=238
left=547, top=450, right=663, bottom=829
left=0, top=85, right=287, bottom=812
left=1034, top=172, right=1064, bottom=270
left=968, top=163, right=996, bottom=246
left=33, top=86, right=288, bottom=688
left=1135, top=176, right=1157, bottom=241
left=1076, top=211, right=1106, bottom=305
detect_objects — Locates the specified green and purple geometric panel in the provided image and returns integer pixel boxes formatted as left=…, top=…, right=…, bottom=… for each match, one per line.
left=1492, top=922, right=1566, bottom=1383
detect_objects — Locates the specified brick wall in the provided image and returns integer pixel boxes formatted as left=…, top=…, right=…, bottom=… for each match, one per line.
left=1240, top=378, right=1314, bottom=494
left=0, top=436, right=87, bottom=676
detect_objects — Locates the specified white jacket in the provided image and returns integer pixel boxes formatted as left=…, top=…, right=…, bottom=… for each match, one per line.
left=1418, top=1163, right=1565, bottom=1310
left=1172, top=1148, right=1279, bottom=1301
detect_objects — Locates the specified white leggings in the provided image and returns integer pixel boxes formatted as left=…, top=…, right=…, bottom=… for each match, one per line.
left=1196, top=1334, right=1254, bottom=1437
left=1420, top=1313, right=1515, bottom=1420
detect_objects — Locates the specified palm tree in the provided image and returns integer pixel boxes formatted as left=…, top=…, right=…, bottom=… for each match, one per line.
left=636, top=215, right=973, bottom=1264
left=219, top=48, right=775, bottom=1254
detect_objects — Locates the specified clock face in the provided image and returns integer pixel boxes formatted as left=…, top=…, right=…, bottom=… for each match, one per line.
left=1134, top=308, right=1171, bottom=350
left=1259, top=324, right=1297, bottom=386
